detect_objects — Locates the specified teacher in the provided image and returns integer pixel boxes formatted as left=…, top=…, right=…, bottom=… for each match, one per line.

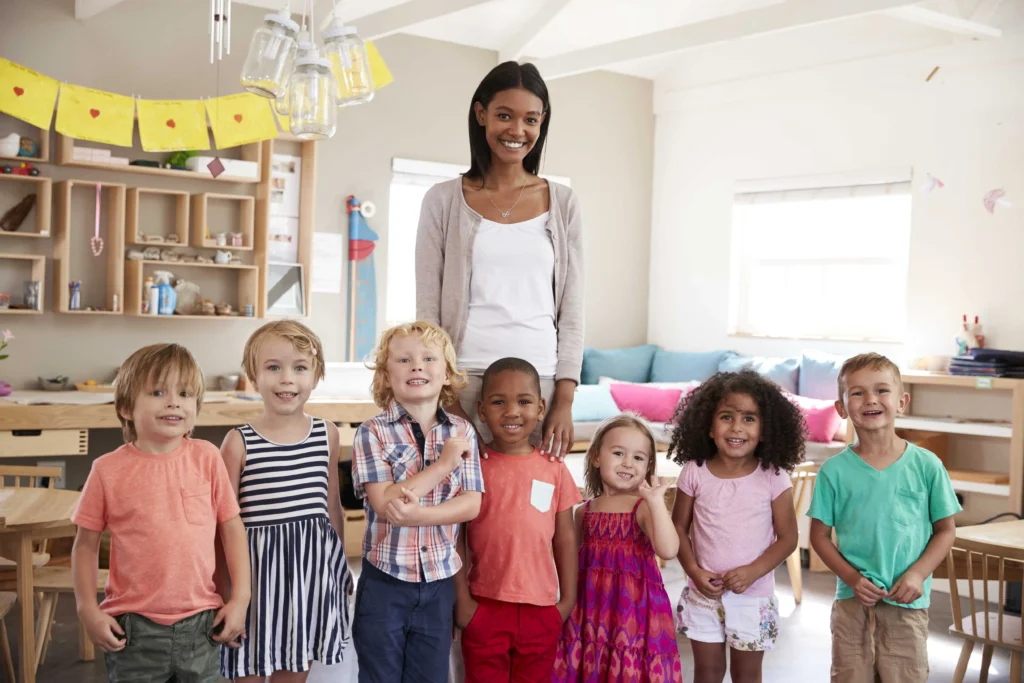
left=415, top=61, right=584, bottom=460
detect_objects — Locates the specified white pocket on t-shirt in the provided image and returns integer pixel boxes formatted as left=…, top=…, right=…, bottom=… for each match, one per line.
left=530, top=479, right=555, bottom=513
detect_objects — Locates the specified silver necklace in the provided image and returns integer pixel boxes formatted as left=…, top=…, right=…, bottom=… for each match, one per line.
left=484, top=177, right=528, bottom=219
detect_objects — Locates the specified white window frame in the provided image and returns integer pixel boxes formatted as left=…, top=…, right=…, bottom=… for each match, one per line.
left=728, top=168, right=913, bottom=343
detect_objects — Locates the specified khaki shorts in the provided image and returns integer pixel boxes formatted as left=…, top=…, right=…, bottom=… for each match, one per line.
left=831, top=598, right=929, bottom=683
left=105, top=609, right=221, bottom=683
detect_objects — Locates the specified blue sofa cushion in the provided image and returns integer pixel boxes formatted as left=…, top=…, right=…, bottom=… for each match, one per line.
left=799, top=350, right=847, bottom=401
left=718, top=355, right=801, bottom=394
left=650, top=349, right=737, bottom=383
left=571, top=385, right=622, bottom=422
left=581, top=345, right=658, bottom=385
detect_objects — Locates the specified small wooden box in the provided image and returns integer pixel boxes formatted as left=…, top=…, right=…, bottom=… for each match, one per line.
left=343, top=510, right=366, bottom=559
left=895, top=428, right=949, bottom=463
left=0, top=429, right=88, bottom=457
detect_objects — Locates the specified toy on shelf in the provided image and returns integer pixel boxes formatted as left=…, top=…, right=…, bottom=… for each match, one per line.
left=0, top=133, right=19, bottom=157
left=18, top=137, right=39, bottom=158
left=1, top=162, right=40, bottom=176
left=0, top=194, right=36, bottom=232
left=90, top=184, right=104, bottom=256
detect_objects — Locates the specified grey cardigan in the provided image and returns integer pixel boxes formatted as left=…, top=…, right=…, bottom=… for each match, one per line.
left=415, top=176, right=584, bottom=384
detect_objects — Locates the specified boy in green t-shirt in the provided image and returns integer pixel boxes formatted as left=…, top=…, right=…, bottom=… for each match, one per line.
left=808, top=353, right=961, bottom=683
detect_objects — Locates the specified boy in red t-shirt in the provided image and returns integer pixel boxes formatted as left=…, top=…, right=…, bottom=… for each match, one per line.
left=71, top=343, right=250, bottom=682
left=454, top=357, right=581, bottom=681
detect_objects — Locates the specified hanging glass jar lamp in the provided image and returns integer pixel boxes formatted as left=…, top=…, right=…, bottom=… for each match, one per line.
left=323, top=21, right=375, bottom=106
left=241, top=9, right=300, bottom=98
left=274, top=32, right=315, bottom=117
left=289, top=51, right=338, bottom=140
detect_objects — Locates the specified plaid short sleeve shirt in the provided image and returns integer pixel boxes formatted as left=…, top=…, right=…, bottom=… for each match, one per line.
left=352, top=400, right=485, bottom=583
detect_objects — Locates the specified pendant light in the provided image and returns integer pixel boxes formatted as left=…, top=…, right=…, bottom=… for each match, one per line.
left=274, top=30, right=315, bottom=117
left=323, top=19, right=374, bottom=106
left=289, top=48, right=337, bottom=140
left=240, top=5, right=300, bottom=98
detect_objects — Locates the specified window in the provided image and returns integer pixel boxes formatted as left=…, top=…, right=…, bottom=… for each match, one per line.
left=728, top=175, right=912, bottom=342
left=386, top=158, right=571, bottom=327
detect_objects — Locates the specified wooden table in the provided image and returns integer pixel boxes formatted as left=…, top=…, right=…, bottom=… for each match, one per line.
left=0, top=488, right=80, bottom=683
left=956, top=519, right=1024, bottom=549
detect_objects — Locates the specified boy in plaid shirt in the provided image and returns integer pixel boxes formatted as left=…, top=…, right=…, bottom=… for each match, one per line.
left=352, top=321, right=484, bottom=683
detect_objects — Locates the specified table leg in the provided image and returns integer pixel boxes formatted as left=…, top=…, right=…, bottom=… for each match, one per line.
left=15, top=532, right=35, bottom=683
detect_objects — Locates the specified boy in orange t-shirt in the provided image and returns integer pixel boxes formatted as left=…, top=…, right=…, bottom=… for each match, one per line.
left=454, top=357, right=581, bottom=682
left=71, top=344, right=251, bottom=683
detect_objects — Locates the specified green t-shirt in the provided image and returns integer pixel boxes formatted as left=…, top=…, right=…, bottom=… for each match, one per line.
left=806, top=442, right=961, bottom=609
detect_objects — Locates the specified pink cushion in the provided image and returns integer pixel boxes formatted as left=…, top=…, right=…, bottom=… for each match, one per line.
left=609, top=383, right=684, bottom=423
left=786, top=392, right=843, bottom=443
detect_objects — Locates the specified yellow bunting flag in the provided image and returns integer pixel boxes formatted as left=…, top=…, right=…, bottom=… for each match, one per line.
left=205, top=93, right=277, bottom=149
left=55, top=84, right=135, bottom=147
left=137, top=99, right=210, bottom=152
left=366, top=42, right=394, bottom=90
left=0, top=58, right=60, bottom=129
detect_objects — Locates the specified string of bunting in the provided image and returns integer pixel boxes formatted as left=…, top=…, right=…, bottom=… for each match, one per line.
left=0, top=49, right=393, bottom=152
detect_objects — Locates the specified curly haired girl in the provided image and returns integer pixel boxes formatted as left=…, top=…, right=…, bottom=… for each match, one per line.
left=668, top=370, right=806, bottom=683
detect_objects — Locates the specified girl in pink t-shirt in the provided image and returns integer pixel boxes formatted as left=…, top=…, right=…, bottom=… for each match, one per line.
left=668, top=370, right=805, bottom=683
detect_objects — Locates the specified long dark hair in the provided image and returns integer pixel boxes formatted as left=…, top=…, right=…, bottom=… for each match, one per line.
left=465, top=61, right=551, bottom=181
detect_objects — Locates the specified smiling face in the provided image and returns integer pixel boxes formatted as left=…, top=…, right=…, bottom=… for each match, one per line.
left=478, top=369, right=545, bottom=455
left=386, top=333, right=449, bottom=408
left=474, top=88, right=546, bottom=169
left=124, top=370, right=198, bottom=450
left=837, top=366, right=909, bottom=434
left=594, top=426, right=654, bottom=495
left=252, top=334, right=316, bottom=416
left=709, top=392, right=762, bottom=464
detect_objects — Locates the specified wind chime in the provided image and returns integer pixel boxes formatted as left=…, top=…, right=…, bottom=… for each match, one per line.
left=209, top=0, right=232, bottom=64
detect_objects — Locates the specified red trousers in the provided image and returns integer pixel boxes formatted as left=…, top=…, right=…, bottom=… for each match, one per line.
left=460, top=597, right=564, bottom=683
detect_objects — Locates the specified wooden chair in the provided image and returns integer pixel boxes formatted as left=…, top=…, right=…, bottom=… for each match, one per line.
left=34, top=567, right=109, bottom=668
left=945, top=537, right=1024, bottom=683
left=0, top=466, right=63, bottom=569
left=0, top=592, right=16, bottom=682
left=787, top=462, right=819, bottom=604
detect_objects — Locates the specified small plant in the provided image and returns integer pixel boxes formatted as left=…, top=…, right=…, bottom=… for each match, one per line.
left=0, top=329, right=12, bottom=360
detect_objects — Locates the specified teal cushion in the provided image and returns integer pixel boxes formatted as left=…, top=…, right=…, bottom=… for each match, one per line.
left=581, top=345, right=658, bottom=385
left=571, top=385, right=621, bottom=422
left=651, top=349, right=736, bottom=383
left=799, top=350, right=847, bottom=400
left=719, top=355, right=801, bottom=394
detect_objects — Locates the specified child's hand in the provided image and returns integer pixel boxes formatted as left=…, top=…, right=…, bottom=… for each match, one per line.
left=212, top=598, right=247, bottom=648
left=688, top=566, right=725, bottom=599
left=637, top=477, right=672, bottom=506
left=889, top=570, right=924, bottom=605
left=722, top=565, right=760, bottom=595
left=80, top=606, right=126, bottom=652
left=555, top=598, right=574, bottom=624
left=386, top=487, right=422, bottom=526
left=454, top=595, right=479, bottom=630
left=848, top=573, right=888, bottom=607
left=440, top=426, right=473, bottom=471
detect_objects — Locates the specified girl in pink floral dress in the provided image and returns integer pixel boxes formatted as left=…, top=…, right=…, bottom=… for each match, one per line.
left=554, top=413, right=683, bottom=683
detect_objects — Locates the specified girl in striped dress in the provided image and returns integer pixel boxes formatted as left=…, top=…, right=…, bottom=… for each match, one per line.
left=220, top=321, right=352, bottom=681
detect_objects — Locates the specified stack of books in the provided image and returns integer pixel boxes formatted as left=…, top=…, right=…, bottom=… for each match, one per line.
left=949, top=348, right=1024, bottom=378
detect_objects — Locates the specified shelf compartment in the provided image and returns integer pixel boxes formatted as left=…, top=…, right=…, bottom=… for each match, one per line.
left=53, top=180, right=125, bottom=314
left=894, top=416, right=1012, bottom=439
left=124, top=259, right=258, bottom=318
left=0, top=174, right=52, bottom=237
left=0, top=252, right=45, bottom=314
left=0, top=115, right=49, bottom=163
left=126, top=187, right=189, bottom=248
left=191, top=192, right=255, bottom=251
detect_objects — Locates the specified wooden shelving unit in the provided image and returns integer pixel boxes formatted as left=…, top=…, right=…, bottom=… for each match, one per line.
left=55, top=134, right=262, bottom=183
left=191, top=192, right=256, bottom=251
left=0, top=253, right=45, bottom=314
left=898, top=371, right=1024, bottom=514
left=0, top=174, right=52, bottom=237
left=126, top=187, right=189, bottom=247
left=124, top=259, right=258, bottom=318
left=53, top=180, right=125, bottom=314
left=0, top=116, right=49, bottom=164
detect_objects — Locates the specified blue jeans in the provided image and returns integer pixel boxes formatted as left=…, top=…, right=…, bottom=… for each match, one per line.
left=353, top=559, right=455, bottom=683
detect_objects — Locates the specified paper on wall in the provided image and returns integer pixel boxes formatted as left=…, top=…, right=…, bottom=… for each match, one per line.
left=311, top=232, right=343, bottom=293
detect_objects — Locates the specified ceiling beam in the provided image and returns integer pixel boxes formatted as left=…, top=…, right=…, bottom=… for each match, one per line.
left=534, top=0, right=921, bottom=80
left=320, top=0, right=496, bottom=40
left=884, top=6, right=1001, bottom=38
left=498, top=0, right=572, bottom=63
left=970, top=0, right=1006, bottom=23
left=74, top=0, right=128, bottom=20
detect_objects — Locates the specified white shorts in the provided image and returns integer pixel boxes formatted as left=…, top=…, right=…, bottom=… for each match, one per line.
left=676, top=586, right=780, bottom=652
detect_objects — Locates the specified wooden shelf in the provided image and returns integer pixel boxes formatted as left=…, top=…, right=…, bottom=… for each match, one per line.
left=127, top=188, right=189, bottom=246
left=192, top=193, right=255, bottom=251
left=124, top=259, right=258, bottom=317
left=195, top=241, right=253, bottom=251
left=949, top=477, right=1011, bottom=497
left=53, top=180, right=125, bottom=314
left=902, top=371, right=1021, bottom=391
left=55, top=134, right=260, bottom=184
left=894, top=417, right=1012, bottom=439
left=0, top=174, right=52, bottom=237
left=133, top=259, right=256, bottom=271
left=0, top=116, right=49, bottom=163
left=0, top=252, right=45, bottom=313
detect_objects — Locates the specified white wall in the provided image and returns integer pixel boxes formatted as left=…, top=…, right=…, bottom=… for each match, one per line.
left=648, top=13, right=1024, bottom=364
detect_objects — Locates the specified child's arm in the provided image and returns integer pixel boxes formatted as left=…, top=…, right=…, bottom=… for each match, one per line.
left=671, top=491, right=723, bottom=598
left=453, top=523, right=477, bottom=629
left=325, top=421, right=346, bottom=543
left=213, top=515, right=250, bottom=647
left=553, top=507, right=578, bottom=621
left=637, top=479, right=679, bottom=560
left=73, top=527, right=126, bottom=652
left=722, top=488, right=798, bottom=594
left=810, top=519, right=888, bottom=606
left=385, top=489, right=482, bottom=527
left=215, top=430, right=245, bottom=599
left=889, top=515, right=956, bottom=605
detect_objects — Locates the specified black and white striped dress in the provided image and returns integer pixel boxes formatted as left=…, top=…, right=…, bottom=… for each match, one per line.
left=221, top=417, right=352, bottom=677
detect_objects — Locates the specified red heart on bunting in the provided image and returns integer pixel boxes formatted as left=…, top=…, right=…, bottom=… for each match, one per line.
left=166, top=119, right=176, bottom=128
left=233, top=114, right=243, bottom=123
left=90, top=109, right=100, bottom=119
left=12, top=87, right=24, bottom=97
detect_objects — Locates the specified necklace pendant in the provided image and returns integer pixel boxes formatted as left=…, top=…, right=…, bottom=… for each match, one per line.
left=500, top=210, right=510, bottom=218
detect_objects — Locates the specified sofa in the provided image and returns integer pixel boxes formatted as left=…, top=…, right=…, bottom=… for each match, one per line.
left=570, top=345, right=849, bottom=464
